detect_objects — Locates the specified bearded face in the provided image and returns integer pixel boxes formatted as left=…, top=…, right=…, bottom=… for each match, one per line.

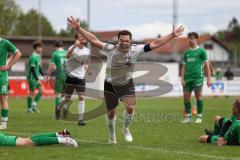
left=117, top=35, right=132, bottom=53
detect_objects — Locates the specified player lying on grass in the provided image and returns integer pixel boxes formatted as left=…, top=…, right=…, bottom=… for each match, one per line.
left=199, top=100, right=240, bottom=146
left=0, top=129, right=78, bottom=147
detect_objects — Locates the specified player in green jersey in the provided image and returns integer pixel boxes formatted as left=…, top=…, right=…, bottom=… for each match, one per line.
left=27, top=41, right=45, bottom=113
left=199, top=100, right=240, bottom=146
left=0, top=38, right=22, bottom=130
left=181, top=32, right=211, bottom=124
left=0, top=129, right=77, bottom=147
left=47, top=41, right=67, bottom=118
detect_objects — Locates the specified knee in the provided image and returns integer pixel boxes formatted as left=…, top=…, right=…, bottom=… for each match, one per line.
left=214, top=115, right=222, bottom=124
left=126, top=106, right=135, bottom=114
left=184, top=93, right=191, bottom=102
left=199, top=135, right=208, bottom=143
left=195, top=94, right=202, bottom=100
left=107, top=109, right=116, bottom=119
left=78, top=96, right=84, bottom=101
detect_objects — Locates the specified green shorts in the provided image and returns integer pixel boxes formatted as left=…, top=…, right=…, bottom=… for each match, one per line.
left=0, top=77, right=8, bottom=95
left=27, top=79, right=41, bottom=92
left=183, top=78, right=203, bottom=93
left=0, top=132, right=17, bottom=147
left=54, top=78, right=66, bottom=93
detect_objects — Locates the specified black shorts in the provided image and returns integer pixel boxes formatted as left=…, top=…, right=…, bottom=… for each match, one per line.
left=104, top=79, right=135, bottom=110
left=65, top=76, right=85, bottom=96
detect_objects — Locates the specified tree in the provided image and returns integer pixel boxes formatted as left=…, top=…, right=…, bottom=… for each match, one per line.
left=0, top=0, right=22, bottom=35
left=13, top=9, right=56, bottom=37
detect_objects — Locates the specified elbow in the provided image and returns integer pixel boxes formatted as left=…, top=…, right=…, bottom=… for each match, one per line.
left=17, top=51, right=22, bottom=57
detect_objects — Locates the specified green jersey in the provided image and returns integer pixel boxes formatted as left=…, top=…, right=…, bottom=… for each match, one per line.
left=183, top=47, right=208, bottom=81
left=50, top=49, right=67, bottom=79
left=0, top=38, right=18, bottom=77
left=224, top=120, right=240, bottom=145
left=27, top=52, right=41, bottom=80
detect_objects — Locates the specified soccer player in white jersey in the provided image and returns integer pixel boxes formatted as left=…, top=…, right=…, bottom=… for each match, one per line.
left=56, top=33, right=90, bottom=126
left=67, top=16, right=184, bottom=143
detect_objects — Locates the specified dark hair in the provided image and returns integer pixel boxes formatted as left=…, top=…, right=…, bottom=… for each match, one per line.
left=32, top=40, right=43, bottom=49
left=54, top=40, right=64, bottom=47
left=188, top=32, right=199, bottom=39
left=118, top=30, right=132, bottom=40
left=234, top=99, right=240, bottom=113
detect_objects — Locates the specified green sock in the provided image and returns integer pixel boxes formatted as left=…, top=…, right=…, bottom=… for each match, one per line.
left=196, top=100, right=203, bottom=115
left=31, top=137, right=59, bottom=146
left=1, top=109, right=9, bottom=122
left=31, top=132, right=57, bottom=139
left=27, top=97, right=33, bottom=109
left=55, top=97, right=61, bottom=107
left=34, top=93, right=42, bottom=103
left=184, top=102, right=191, bottom=114
left=213, top=123, right=220, bottom=135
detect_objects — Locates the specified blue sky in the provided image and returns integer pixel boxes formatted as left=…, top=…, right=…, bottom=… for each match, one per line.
left=15, top=0, right=240, bottom=40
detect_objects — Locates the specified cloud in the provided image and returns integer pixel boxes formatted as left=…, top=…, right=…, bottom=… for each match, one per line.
left=121, top=22, right=188, bottom=40
left=200, top=24, right=220, bottom=35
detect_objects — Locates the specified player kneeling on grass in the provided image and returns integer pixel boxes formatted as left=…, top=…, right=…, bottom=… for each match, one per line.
left=199, top=100, right=240, bottom=146
left=0, top=129, right=78, bottom=147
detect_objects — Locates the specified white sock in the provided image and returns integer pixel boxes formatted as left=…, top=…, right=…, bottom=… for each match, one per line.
left=186, top=114, right=192, bottom=119
left=197, top=114, right=203, bottom=118
left=1, top=121, right=7, bottom=126
left=78, top=101, right=85, bottom=120
left=57, top=137, right=66, bottom=144
left=123, top=111, right=135, bottom=129
left=106, top=115, right=116, bottom=133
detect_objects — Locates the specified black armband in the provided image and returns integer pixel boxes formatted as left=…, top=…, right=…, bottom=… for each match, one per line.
left=143, top=44, right=152, bottom=52
left=219, top=120, right=232, bottom=137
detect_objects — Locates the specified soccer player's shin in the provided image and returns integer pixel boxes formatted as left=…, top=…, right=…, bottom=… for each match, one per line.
left=122, top=111, right=134, bottom=142
left=34, top=92, right=42, bottom=103
left=0, top=109, right=8, bottom=129
left=196, top=99, right=203, bottom=117
left=27, top=97, right=33, bottom=111
left=31, top=132, right=58, bottom=146
left=55, top=97, right=61, bottom=107
left=106, top=115, right=116, bottom=144
left=184, top=102, right=191, bottom=117
left=78, top=100, right=85, bottom=121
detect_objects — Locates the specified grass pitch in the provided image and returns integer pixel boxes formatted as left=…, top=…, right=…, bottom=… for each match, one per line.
left=1, top=96, right=240, bottom=160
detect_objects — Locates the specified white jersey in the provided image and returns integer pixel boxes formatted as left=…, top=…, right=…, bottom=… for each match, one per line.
left=102, top=43, right=148, bottom=85
left=66, top=45, right=90, bottom=79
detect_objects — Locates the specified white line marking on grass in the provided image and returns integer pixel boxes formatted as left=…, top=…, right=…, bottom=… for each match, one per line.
left=4, top=131, right=237, bottom=160
left=76, top=139, right=236, bottom=160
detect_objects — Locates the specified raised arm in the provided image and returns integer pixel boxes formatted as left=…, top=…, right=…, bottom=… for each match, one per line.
left=150, top=25, right=184, bottom=50
left=67, top=16, right=104, bottom=49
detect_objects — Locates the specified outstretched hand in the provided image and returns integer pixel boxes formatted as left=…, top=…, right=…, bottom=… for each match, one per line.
left=172, top=25, right=185, bottom=37
left=67, top=16, right=80, bottom=30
